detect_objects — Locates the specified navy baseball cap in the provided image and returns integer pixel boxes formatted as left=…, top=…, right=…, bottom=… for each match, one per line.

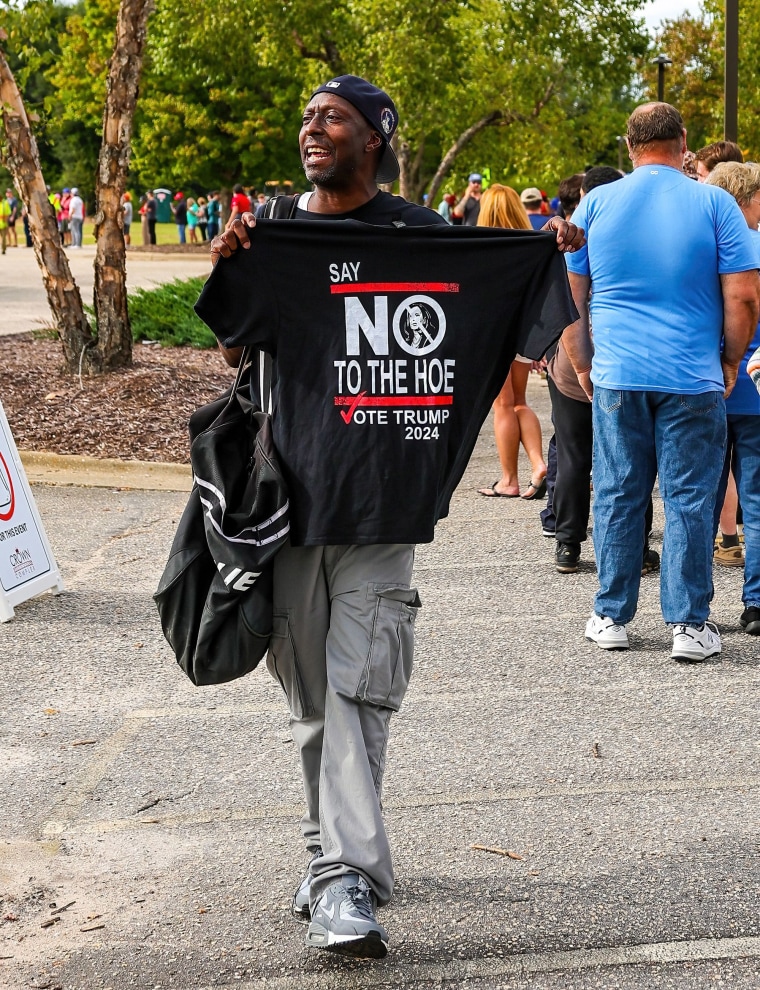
left=310, top=74, right=400, bottom=183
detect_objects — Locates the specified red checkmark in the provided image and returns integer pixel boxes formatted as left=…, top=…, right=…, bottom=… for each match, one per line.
left=339, top=391, right=367, bottom=424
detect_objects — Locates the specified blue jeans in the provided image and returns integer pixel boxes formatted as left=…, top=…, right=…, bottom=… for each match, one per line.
left=592, top=388, right=726, bottom=626
left=177, top=224, right=186, bottom=244
left=714, top=414, right=760, bottom=608
left=69, top=217, right=83, bottom=247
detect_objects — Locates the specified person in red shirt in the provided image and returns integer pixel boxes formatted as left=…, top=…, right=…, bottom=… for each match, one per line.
left=227, top=184, right=251, bottom=228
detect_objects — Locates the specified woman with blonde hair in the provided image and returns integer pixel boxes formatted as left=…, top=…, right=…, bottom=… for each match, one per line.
left=477, top=184, right=548, bottom=499
left=478, top=183, right=532, bottom=231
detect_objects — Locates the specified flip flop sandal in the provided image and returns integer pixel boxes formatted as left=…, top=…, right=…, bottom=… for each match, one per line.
left=521, top=477, right=548, bottom=500
left=478, top=482, right=520, bottom=498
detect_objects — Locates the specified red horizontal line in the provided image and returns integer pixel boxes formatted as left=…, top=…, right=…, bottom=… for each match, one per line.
left=330, top=282, right=460, bottom=294
left=334, top=395, right=453, bottom=407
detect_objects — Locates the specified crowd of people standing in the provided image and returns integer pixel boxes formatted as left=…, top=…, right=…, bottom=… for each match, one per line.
left=448, top=118, right=760, bottom=664
left=2, top=185, right=258, bottom=250
left=0, top=182, right=281, bottom=251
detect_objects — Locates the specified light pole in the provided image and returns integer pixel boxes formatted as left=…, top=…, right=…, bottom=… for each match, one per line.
left=725, top=0, right=738, bottom=141
left=651, top=54, right=672, bottom=102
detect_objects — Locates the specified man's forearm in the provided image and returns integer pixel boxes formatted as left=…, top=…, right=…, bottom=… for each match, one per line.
left=562, top=317, right=593, bottom=374
left=563, top=272, right=593, bottom=374
left=451, top=191, right=469, bottom=219
left=219, top=342, right=245, bottom=367
left=722, top=308, right=758, bottom=365
left=721, top=270, right=760, bottom=365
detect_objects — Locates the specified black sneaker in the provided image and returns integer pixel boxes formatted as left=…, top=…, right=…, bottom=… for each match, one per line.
left=555, top=542, right=580, bottom=573
left=641, top=547, right=660, bottom=575
left=739, top=606, right=760, bottom=635
left=291, top=846, right=322, bottom=923
left=305, top=873, right=388, bottom=958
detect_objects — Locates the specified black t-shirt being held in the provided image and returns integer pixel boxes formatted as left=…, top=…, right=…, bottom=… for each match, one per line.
left=195, top=196, right=575, bottom=547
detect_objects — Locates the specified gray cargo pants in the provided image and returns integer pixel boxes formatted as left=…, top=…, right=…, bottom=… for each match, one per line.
left=267, top=542, right=419, bottom=906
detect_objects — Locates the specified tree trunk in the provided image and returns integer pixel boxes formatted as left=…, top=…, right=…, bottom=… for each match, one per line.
left=92, top=0, right=154, bottom=372
left=0, top=47, right=95, bottom=372
left=424, top=110, right=505, bottom=214
left=423, top=83, right=557, bottom=209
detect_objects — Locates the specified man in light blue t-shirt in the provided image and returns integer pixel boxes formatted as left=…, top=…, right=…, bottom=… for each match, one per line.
left=563, top=102, right=760, bottom=662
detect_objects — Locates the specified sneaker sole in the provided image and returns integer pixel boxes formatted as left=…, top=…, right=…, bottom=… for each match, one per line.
left=556, top=563, right=579, bottom=573
left=585, top=634, right=629, bottom=650
left=671, top=648, right=721, bottom=662
left=305, top=927, right=388, bottom=959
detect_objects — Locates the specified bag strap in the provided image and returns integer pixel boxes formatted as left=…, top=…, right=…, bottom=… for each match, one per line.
left=262, top=194, right=299, bottom=220
left=256, top=350, right=274, bottom=414
left=232, top=345, right=273, bottom=414
left=233, top=346, right=252, bottom=393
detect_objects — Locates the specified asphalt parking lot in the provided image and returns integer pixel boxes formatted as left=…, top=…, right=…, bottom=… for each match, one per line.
left=1, top=377, right=758, bottom=989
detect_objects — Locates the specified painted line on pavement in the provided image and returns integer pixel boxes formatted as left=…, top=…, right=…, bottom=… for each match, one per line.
left=39, top=715, right=145, bottom=837
left=198, top=935, right=760, bottom=988
left=129, top=703, right=285, bottom=718
left=66, top=773, right=760, bottom=835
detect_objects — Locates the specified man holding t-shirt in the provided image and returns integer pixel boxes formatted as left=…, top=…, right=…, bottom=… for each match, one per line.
left=204, top=74, right=583, bottom=959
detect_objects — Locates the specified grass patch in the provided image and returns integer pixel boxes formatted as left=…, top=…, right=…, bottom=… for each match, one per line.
left=82, top=219, right=189, bottom=247
left=128, top=276, right=215, bottom=348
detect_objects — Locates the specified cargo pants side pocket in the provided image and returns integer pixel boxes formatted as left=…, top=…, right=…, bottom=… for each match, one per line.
left=355, top=585, right=421, bottom=712
left=266, top=611, right=314, bottom=720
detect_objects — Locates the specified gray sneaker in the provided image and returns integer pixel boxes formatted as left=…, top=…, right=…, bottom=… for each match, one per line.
left=305, top=872, right=388, bottom=958
left=291, top=846, right=322, bottom=923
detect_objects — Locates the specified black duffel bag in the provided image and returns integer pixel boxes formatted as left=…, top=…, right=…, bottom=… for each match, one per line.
left=154, top=349, right=289, bottom=685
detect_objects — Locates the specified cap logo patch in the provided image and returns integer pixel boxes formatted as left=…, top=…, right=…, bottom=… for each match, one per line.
left=326, top=81, right=340, bottom=88
left=380, top=107, right=394, bottom=134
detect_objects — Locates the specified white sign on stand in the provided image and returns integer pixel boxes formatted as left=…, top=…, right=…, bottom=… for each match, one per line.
left=0, top=400, right=64, bottom=621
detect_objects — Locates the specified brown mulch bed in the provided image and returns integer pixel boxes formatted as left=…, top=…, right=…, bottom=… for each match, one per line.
left=0, top=333, right=236, bottom=464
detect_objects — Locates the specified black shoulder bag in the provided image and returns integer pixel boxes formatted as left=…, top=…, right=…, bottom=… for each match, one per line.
left=155, top=196, right=298, bottom=684
left=154, top=349, right=290, bottom=686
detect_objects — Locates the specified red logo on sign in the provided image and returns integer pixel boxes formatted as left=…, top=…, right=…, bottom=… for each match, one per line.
left=0, top=451, right=15, bottom=522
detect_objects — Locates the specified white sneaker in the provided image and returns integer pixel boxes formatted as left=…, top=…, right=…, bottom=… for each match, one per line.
left=585, top=613, right=629, bottom=650
left=671, top=621, right=721, bottom=662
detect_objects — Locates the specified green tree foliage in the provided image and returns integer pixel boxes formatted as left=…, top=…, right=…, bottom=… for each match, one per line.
left=131, top=0, right=305, bottom=191
left=641, top=4, right=723, bottom=152
left=428, top=0, right=647, bottom=194
left=0, top=0, right=73, bottom=189
left=45, top=0, right=121, bottom=203
left=245, top=0, right=648, bottom=198
left=6, top=0, right=651, bottom=203
left=642, top=0, right=760, bottom=159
